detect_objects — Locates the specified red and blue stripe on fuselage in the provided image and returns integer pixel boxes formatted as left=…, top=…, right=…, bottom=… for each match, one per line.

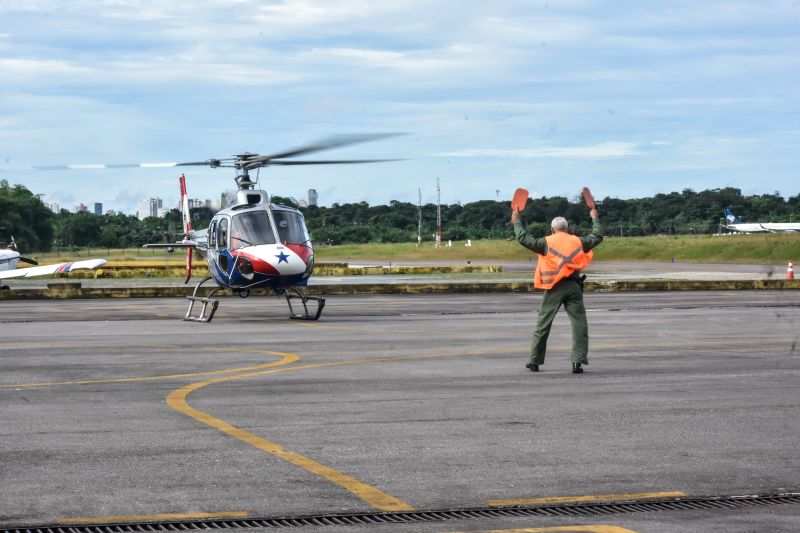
left=208, top=243, right=313, bottom=290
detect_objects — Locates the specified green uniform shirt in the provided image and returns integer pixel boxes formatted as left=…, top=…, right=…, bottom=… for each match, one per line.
left=513, top=218, right=604, bottom=256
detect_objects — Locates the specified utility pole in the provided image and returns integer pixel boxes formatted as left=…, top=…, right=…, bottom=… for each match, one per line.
left=417, top=188, right=422, bottom=246
left=435, top=178, right=442, bottom=248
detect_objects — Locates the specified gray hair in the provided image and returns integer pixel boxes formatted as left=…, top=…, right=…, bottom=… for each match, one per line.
left=551, top=217, right=569, bottom=232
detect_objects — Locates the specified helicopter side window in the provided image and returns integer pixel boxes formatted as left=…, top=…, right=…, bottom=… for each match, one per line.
left=208, top=221, right=217, bottom=248
left=271, top=209, right=310, bottom=245
left=230, top=211, right=276, bottom=249
left=218, top=218, right=229, bottom=250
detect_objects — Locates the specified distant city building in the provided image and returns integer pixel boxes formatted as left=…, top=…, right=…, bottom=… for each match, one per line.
left=45, top=202, right=60, bottom=214
left=137, top=197, right=163, bottom=220
left=308, top=188, right=318, bottom=206
left=94, top=202, right=102, bottom=215
left=105, top=209, right=117, bottom=216
left=298, top=199, right=308, bottom=208
left=74, top=203, right=88, bottom=213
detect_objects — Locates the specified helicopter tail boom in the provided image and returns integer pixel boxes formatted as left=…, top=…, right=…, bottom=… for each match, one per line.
left=179, top=174, right=193, bottom=284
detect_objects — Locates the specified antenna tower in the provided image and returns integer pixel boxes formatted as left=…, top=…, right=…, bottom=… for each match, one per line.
left=435, top=178, right=442, bottom=248
left=417, top=188, right=422, bottom=246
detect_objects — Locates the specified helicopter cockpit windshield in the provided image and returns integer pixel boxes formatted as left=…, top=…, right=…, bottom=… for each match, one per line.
left=230, top=211, right=277, bottom=250
left=272, top=209, right=310, bottom=245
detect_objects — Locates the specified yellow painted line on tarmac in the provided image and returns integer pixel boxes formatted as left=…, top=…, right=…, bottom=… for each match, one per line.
left=164, top=348, right=531, bottom=511
left=290, top=320, right=374, bottom=328
left=289, top=321, right=419, bottom=334
left=0, top=335, right=761, bottom=390
left=0, top=333, right=776, bottom=391
left=487, top=491, right=686, bottom=507
left=59, top=511, right=249, bottom=524
left=445, top=526, right=640, bottom=533
left=167, top=357, right=421, bottom=512
left=0, top=348, right=299, bottom=389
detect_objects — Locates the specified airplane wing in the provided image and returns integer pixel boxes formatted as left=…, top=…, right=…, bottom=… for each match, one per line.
left=0, top=259, right=107, bottom=280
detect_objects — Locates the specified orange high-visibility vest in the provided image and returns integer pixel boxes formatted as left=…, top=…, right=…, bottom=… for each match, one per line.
left=534, top=232, right=594, bottom=289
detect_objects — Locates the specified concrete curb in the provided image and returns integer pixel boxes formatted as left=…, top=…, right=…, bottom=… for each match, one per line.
left=62, top=263, right=502, bottom=279
left=1, top=279, right=799, bottom=300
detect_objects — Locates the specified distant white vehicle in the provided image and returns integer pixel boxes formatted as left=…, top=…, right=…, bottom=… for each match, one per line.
left=0, top=236, right=106, bottom=286
left=723, top=209, right=800, bottom=233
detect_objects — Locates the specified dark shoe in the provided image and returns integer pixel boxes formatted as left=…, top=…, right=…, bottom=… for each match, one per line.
left=526, top=362, right=540, bottom=372
left=572, top=363, right=584, bottom=374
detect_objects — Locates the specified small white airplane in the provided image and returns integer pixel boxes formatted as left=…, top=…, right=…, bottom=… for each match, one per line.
left=723, top=209, right=800, bottom=233
left=0, top=236, right=107, bottom=288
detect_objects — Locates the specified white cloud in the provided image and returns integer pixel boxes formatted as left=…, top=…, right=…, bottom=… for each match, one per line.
left=0, top=58, right=94, bottom=79
left=1, top=0, right=798, bottom=211
left=436, top=142, right=642, bottom=159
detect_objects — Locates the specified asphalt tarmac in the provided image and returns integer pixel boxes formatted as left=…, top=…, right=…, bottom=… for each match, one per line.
left=1, top=291, right=799, bottom=532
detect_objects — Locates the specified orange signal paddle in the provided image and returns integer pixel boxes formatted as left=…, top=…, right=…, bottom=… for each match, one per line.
left=582, top=187, right=596, bottom=210
left=512, top=188, right=529, bottom=213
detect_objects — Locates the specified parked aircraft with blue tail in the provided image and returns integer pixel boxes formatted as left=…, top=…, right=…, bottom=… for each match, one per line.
left=723, top=209, right=800, bottom=233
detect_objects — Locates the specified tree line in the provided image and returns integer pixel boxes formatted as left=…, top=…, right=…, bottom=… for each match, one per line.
left=2, top=179, right=799, bottom=252
left=297, top=188, right=800, bottom=244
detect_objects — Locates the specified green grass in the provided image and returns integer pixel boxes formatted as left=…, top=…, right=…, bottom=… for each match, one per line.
left=595, top=233, right=800, bottom=263
left=316, top=233, right=800, bottom=264
left=29, top=233, right=800, bottom=264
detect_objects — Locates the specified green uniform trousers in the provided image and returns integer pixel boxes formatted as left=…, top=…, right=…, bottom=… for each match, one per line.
left=530, top=278, right=589, bottom=365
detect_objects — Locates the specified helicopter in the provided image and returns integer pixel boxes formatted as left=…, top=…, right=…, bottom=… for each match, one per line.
left=137, top=133, right=404, bottom=322
left=145, top=172, right=322, bottom=322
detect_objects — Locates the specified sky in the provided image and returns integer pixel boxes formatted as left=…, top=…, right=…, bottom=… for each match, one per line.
left=1, top=0, right=799, bottom=215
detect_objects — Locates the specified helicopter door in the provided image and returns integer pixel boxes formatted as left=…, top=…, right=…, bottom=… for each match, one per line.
left=207, top=220, right=218, bottom=274
left=214, top=218, right=231, bottom=272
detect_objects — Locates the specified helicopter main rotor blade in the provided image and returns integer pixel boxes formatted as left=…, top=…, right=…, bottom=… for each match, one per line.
left=248, top=133, right=406, bottom=165
left=264, top=159, right=404, bottom=166
left=1, top=132, right=406, bottom=173
left=0, top=162, right=181, bottom=171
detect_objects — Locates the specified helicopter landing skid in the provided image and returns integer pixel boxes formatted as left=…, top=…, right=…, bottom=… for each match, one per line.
left=184, top=277, right=221, bottom=323
left=281, top=287, right=326, bottom=320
